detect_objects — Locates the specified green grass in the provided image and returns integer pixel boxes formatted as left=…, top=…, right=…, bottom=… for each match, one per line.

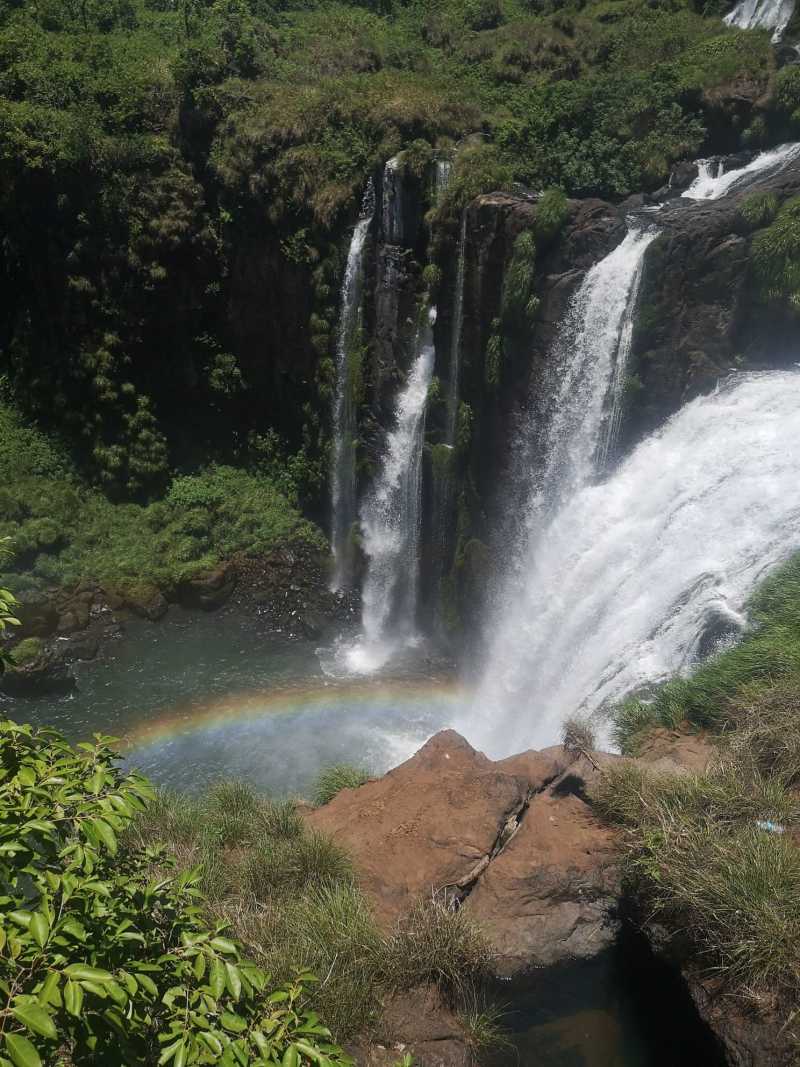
left=612, top=552, right=800, bottom=751
left=131, top=780, right=492, bottom=1042
left=313, top=763, right=371, bottom=806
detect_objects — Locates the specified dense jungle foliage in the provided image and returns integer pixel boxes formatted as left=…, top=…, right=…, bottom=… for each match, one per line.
left=0, top=0, right=790, bottom=519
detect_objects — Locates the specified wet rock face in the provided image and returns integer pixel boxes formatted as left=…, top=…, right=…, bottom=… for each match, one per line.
left=621, top=161, right=800, bottom=453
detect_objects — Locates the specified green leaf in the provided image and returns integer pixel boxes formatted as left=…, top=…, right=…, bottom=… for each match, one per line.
left=225, top=962, right=241, bottom=1002
left=64, top=981, right=84, bottom=1018
left=282, top=1045, right=299, bottom=1067
left=209, top=937, right=237, bottom=955
left=29, top=914, right=49, bottom=949
left=209, top=958, right=225, bottom=999
left=193, top=952, right=206, bottom=982
left=4, top=1034, right=42, bottom=1067
left=90, top=818, right=118, bottom=855
left=11, top=1005, right=57, bottom=1041
left=63, top=964, right=113, bottom=983
left=220, top=1013, right=247, bottom=1034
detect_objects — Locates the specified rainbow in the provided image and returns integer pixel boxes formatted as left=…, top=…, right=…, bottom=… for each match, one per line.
left=121, top=675, right=466, bottom=754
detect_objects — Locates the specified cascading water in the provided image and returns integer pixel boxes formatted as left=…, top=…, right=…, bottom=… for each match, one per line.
left=333, top=307, right=437, bottom=674
left=435, top=158, right=453, bottom=202
left=445, top=212, right=468, bottom=446
left=682, top=142, right=800, bottom=200
left=462, top=370, right=800, bottom=757
left=724, top=0, right=795, bottom=41
left=382, top=156, right=403, bottom=245
left=516, top=226, right=658, bottom=535
left=330, top=183, right=374, bottom=591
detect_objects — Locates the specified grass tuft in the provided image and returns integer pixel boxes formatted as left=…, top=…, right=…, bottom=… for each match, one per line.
left=313, top=764, right=371, bottom=807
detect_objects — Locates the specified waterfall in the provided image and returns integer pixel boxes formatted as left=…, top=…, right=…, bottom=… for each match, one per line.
left=724, top=0, right=795, bottom=41
left=382, top=156, right=403, bottom=245
left=435, top=158, right=453, bottom=203
left=462, top=370, right=800, bottom=757
left=445, top=212, right=468, bottom=445
left=329, top=182, right=374, bottom=591
left=516, top=226, right=658, bottom=538
left=337, top=308, right=436, bottom=673
left=682, top=142, right=800, bottom=200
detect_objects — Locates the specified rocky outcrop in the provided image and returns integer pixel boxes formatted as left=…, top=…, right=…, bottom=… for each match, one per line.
left=309, top=730, right=564, bottom=930
left=308, top=730, right=619, bottom=975
left=177, top=562, right=237, bottom=610
left=462, top=751, right=621, bottom=976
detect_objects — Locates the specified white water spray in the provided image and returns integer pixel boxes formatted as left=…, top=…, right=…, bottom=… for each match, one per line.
left=683, top=142, right=800, bottom=200
left=330, top=184, right=374, bottom=590
left=724, top=0, right=795, bottom=42
left=463, top=371, right=800, bottom=757
left=335, top=308, right=436, bottom=674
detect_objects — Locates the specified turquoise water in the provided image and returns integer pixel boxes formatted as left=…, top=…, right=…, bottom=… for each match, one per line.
left=0, top=607, right=456, bottom=795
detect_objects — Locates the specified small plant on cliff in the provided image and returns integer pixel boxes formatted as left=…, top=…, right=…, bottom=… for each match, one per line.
left=561, top=714, right=597, bottom=759
left=739, top=191, right=779, bottom=229
left=0, top=721, right=352, bottom=1067
left=312, top=764, right=371, bottom=806
left=535, top=187, right=569, bottom=244
left=752, top=196, right=800, bottom=309
left=501, top=230, right=539, bottom=330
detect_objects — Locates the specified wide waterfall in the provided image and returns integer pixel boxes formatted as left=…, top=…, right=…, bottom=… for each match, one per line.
left=724, top=0, right=795, bottom=41
left=335, top=308, right=436, bottom=673
left=329, top=184, right=374, bottom=591
left=683, top=142, right=800, bottom=200
left=463, top=370, right=800, bottom=756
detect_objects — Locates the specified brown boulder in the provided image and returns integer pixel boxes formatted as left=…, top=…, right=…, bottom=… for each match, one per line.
left=308, top=730, right=564, bottom=929
left=16, top=593, right=59, bottom=638
left=463, top=753, right=621, bottom=976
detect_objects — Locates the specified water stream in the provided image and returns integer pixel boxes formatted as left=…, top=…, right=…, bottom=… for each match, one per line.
left=723, top=0, right=795, bottom=41
left=330, top=183, right=374, bottom=590
left=333, top=308, right=437, bottom=674
left=682, top=142, right=800, bottom=200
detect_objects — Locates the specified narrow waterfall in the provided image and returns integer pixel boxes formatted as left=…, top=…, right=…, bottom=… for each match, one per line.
left=683, top=142, right=800, bottom=200
left=382, top=156, right=403, bottom=245
left=462, top=370, right=800, bottom=756
left=724, top=0, right=795, bottom=41
left=445, top=212, right=468, bottom=445
left=329, top=183, right=374, bottom=591
left=435, top=158, right=452, bottom=202
left=339, top=308, right=436, bottom=673
left=517, top=227, right=658, bottom=534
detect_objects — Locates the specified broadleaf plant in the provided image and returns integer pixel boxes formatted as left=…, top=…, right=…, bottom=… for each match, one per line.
left=0, top=720, right=353, bottom=1066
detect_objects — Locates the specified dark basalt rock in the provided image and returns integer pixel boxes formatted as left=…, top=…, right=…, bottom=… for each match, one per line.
left=1, top=651, right=76, bottom=696
left=619, top=158, right=800, bottom=455
left=177, top=562, right=237, bottom=611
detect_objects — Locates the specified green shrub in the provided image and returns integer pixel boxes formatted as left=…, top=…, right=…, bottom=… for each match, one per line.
left=11, top=635, right=43, bottom=666
left=501, top=230, right=539, bottom=330
left=740, top=191, right=779, bottom=229
left=752, top=197, right=800, bottom=308
left=0, top=720, right=351, bottom=1066
left=380, top=897, right=489, bottom=998
left=535, top=186, right=569, bottom=243
left=313, top=764, right=371, bottom=806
